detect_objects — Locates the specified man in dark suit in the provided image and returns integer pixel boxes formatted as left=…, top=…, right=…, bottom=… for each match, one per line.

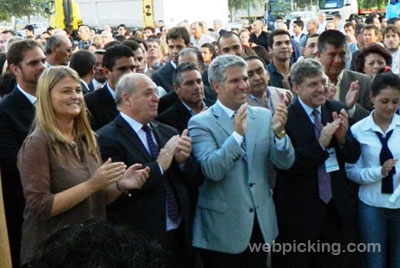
left=273, top=59, right=361, bottom=268
left=97, top=73, right=197, bottom=268
left=317, top=30, right=371, bottom=124
left=158, top=62, right=212, bottom=132
left=158, top=48, right=216, bottom=113
left=0, top=39, right=46, bottom=267
left=69, top=50, right=96, bottom=94
left=152, top=27, right=190, bottom=93
left=84, top=45, right=135, bottom=130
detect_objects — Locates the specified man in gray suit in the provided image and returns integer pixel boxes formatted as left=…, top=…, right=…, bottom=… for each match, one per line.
left=317, top=30, right=371, bottom=124
left=188, top=55, right=295, bottom=268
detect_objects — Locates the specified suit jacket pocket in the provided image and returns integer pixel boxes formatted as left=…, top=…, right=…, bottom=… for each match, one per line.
left=197, top=197, right=227, bottom=214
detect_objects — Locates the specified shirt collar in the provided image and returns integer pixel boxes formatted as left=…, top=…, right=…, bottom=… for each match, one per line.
left=361, top=111, right=400, bottom=135
left=216, top=100, right=236, bottom=118
left=170, top=60, right=177, bottom=69
left=17, top=84, right=36, bottom=105
left=180, top=99, right=205, bottom=116
left=106, top=82, right=116, bottom=99
left=80, top=79, right=89, bottom=90
left=298, top=97, right=321, bottom=118
left=120, top=112, right=146, bottom=133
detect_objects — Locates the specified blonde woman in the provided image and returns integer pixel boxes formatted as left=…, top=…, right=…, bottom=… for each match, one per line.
left=17, top=66, right=149, bottom=265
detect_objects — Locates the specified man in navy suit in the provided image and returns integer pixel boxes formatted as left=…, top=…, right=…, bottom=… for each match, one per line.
left=70, top=50, right=96, bottom=94
left=273, top=58, right=361, bottom=268
left=98, top=73, right=198, bottom=267
left=0, top=39, right=46, bottom=267
left=152, top=27, right=190, bottom=93
left=84, top=45, right=135, bottom=130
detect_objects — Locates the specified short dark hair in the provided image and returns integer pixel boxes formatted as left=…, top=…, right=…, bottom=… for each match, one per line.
left=103, top=40, right=121, bottom=50
left=251, top=46, right=270, bottom=65
left=200, top=42, right=215, bottom=59
left=173, top=62, right=201, bottom=87
left=317, top=30, right=347, bottom=53
left=217, top=31, right=241, bottom=48
left=114, top=35, right=127, bottom=43
left=382, top=25, right=400, bottom=39
left=354, top=44, right=392, bottom=73
left=24, top=25, right=34, bottom=33
left=118, top=24, right=127, bottom=29
left=268, top=29, right=291, bottom=48
left=371, top=69, right=400, bottom=96
left=244, top=55, right=266, bottom=66
left=144, top=26, right=155, bottom=33
left=122, top=40, right=141, bottom=52
left=166, top=27, right=190, bottom=45
left=1, top=30, right=16, bottom=36
left=362, top=25, right=379, bottom=36
left=355, top=23, right=367, bottom=36
left=7, top=39, right=43, bottom=66
left=70, top=50, right=96, bottom=77
left=103, top=44, right=134, bottom=70
left=130, top=37, right=148, bottom=51
left=344, top=22, right=354, bottom=30
left=293, top=20, right=304, bottom=30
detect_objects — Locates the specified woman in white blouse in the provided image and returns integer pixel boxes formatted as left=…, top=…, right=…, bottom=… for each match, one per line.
left=345, top=70, right=400, bottom=268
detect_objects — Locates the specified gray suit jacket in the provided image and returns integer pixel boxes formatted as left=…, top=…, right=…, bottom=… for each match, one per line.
left=247, top=86, right=293, bottom=112
left=338, top=69, right=371, bottom=124
left=188, top=103, right=295, bottom=254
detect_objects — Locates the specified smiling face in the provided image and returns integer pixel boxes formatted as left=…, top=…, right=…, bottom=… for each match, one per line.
left=51, top=77, right=83, bottom=121
left=214, top=65, right=249, bottom=110
left=371, top=87, right=400, bottom=121
left=174, top=69, right=204, bottom=106
left=317, top=44, right=346, bottom=78
left=127, top=76, right=159, bottom=124
left=294, top=73, right=327, bottom=109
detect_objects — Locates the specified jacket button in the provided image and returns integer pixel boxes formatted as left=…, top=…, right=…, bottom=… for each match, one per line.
left=249, top=182, right=255, bottom=187
left=249, top=208, right=254, bottom=213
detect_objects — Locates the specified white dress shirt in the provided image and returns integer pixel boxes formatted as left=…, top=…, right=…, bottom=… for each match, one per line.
left=17, top=85, right=36, bottom=105
left=345, top=112, right=400, bottom=208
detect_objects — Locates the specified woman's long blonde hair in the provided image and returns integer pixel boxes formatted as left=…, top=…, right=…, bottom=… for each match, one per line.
left=35, top=66, right=99, bottom=163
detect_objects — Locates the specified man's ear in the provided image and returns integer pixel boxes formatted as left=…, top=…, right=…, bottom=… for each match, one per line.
left=173, top=84, right=179, bottom=95
left=9, top=63, right=20, bottom=77
left=212, top=81, right=220, bottom=94
left=293, top=83, right=301, bottom=95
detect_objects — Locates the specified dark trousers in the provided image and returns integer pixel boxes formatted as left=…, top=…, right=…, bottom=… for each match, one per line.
left=272, top=201, right=350, bottom=268
left=198, top=217, right=267, bottom=268
left=166, top=224, right=194, bottom=268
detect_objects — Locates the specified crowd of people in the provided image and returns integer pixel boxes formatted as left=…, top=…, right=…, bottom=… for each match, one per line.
left=0, top=11, right=399, bottom=268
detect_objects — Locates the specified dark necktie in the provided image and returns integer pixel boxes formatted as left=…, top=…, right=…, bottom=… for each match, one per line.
left=142, top=124, right=180, bottom=222
left=312, top=109, right=332, bottom=204
left=375, top=130, right=395, bottom=193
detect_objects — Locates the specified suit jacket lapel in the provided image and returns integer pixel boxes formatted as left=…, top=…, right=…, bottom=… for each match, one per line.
left=244, top=108, right=257, bottom=165
left=115, top=115, right=153, bottom=162
left=212, top=104, right=234, bottom=137
left=175, top=100, right=192, bottom=130
left=292, top=99, right=315, bottom=141
left=151, top=120, right=171, bottom=149
left=13, top=88, right=35, bottom=122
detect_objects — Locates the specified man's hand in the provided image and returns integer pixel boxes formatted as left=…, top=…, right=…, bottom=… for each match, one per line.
left=326, top=84, right=337, bottom=100
left=174, top=129, right=192, bottom=164
left=118, top=164, right=150, bottom=190
left=156, top=135, right=179, bottom=172
left=332, top=109, right=349, bottom=144
left=382, top=159, right=398, bottom=176
left=273, top=94, right=288, bottom=137
left=345, top=80, right=360, bottom=109
left=318, top=119, right=340, bottom=148
left=234, top=103, right=247, bottom=136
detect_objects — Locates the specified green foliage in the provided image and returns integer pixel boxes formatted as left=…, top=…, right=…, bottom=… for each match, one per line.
left=0, top=0, right=44, bottom=21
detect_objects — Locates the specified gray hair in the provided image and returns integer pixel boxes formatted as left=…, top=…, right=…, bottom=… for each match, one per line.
left=4, top=36, right=23, bottom=52
left=176, top=47, right=204, bottom=69
left=290, top=58, right=324, bottom=85
left=208, top=54, right=247, bottom=86
left=115, top=73, right=136, bottom=106
left=44, top=35, right=64, bottom=55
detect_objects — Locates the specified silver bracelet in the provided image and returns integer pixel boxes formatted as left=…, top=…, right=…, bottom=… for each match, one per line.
left=116, top=179, right=124, bottom=192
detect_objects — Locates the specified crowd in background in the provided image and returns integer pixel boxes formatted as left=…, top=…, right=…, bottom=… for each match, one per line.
left=0, top=10, right=400, bottom=268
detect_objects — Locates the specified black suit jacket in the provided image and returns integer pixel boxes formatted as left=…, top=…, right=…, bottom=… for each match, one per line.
left=81, top=80, right=95, bottom=95
left=84, top=84, right=118, bottom=131
left=97, top=115, right=196, bottom=249
left=152, top=61, right=175, bottom=93
left=275, top=99, right=361, bottom=241
left=0, top=88, right=35, bottom=267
